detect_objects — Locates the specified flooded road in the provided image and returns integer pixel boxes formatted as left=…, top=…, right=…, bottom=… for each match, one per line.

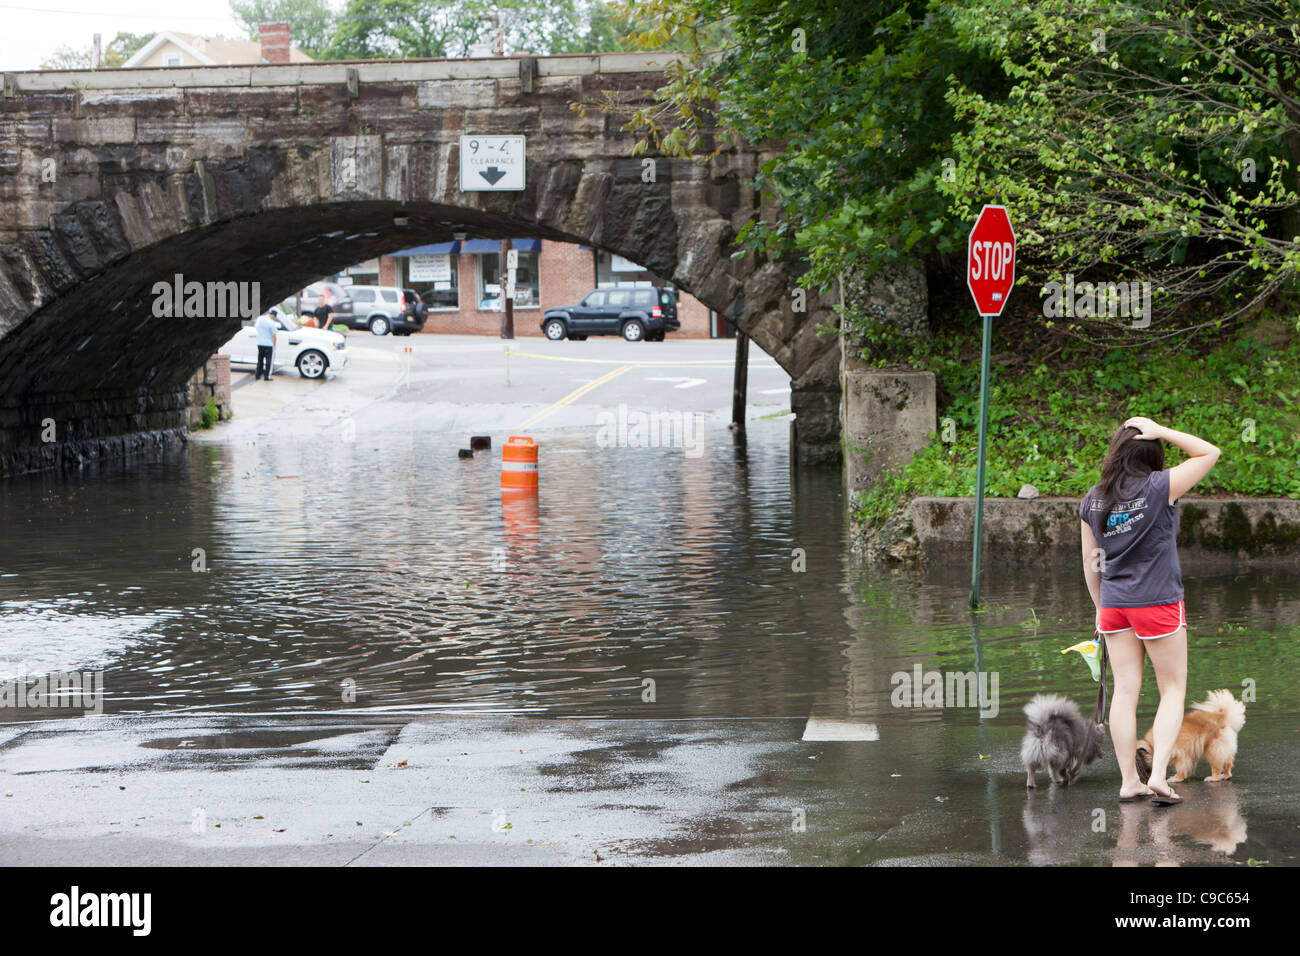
left=3, top=419, right=1297, bottom=725
left=2, top=337, right=1297, bottom=866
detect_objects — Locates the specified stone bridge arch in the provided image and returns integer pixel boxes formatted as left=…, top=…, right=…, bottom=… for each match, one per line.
left=0, top=53, right=841, bottom=476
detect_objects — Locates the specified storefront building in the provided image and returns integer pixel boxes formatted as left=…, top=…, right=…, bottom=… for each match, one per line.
left=343, top=239, right=721, bottom=337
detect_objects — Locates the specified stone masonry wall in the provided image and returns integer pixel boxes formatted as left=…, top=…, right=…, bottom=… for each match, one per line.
left=0, top=55, right=841, bottom=474
left=186, top=353, right=231, bottom=429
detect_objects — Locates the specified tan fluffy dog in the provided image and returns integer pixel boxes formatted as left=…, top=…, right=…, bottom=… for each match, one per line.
left=1135, top=689, right=1245, bottom=783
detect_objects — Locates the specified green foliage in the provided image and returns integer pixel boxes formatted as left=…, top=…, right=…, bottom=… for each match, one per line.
left=323, top=0, right=629, bottom=59
left=940, top=0, right=1300, bottom=335
left=230, top=0, right=338, bottom=59
left=40, top=32, right=152, bottom=70
left=200, top=398, right=220, bottom=430
left=854, top=315, right=1300, bottom=527
left=607, top=1, right=1006, bottom=290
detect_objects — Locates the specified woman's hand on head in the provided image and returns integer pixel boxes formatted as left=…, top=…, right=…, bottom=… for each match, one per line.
left=1123, top=416, right=1162, bottom=440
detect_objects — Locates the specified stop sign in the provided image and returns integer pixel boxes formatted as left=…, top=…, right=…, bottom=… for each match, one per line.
left=967, top=205, right=1016, bottom=316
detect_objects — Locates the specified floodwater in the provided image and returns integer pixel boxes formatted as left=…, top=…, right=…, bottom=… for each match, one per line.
left=3, top=422, right=1297, bottom=722
left=2, top=422, right=1298, bottom=864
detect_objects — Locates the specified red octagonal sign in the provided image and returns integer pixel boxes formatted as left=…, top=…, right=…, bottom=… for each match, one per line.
left=967, top=204, right=1016, bottom=316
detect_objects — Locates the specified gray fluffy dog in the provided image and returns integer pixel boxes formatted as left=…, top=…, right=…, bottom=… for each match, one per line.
left=1021, top=694, right=1105, bottom=787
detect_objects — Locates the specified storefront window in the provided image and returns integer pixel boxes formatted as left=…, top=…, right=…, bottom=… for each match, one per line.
left=406, top=253, right=459, bottom=310
left=479, top=251, right=540, bottom=310
left=595, top=250, right=658, bottom=288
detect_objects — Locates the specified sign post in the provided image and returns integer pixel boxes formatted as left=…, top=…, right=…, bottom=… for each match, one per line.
left=965, top=204, right=1016, bottom=607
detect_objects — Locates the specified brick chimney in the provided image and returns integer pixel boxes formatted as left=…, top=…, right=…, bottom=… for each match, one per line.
left=258, top=22, right=291, bottom=63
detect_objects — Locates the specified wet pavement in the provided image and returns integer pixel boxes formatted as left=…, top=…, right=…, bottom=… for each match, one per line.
left=2, top=710, right=1294, bottom=866
left=2, top=335, right=1298, bottom=865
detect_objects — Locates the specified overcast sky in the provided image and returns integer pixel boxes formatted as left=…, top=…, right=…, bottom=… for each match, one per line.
left=0, top=0, right=252, bottom=71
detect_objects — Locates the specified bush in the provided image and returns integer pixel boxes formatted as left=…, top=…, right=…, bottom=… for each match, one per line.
left=200, top=397, right=220, bottom=429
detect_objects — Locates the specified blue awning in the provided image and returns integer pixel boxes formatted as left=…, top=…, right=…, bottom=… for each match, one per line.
left=390, top=241, right=460, bottom=256
left=460, top=238, right=542, bottom=254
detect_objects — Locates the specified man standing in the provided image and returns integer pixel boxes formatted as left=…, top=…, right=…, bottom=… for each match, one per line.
left=313, top=299, right=334, bottom=331
left=254, top=309, right=278, bottom=381
left=312, top=285, right=334, bottom=331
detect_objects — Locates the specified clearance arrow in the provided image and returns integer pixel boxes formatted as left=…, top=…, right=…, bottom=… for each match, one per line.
left=479, top=167, right=507, bottom=186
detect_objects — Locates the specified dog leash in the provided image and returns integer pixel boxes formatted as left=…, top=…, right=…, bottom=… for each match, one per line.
left=1092, top=629, right=1109, bottom=725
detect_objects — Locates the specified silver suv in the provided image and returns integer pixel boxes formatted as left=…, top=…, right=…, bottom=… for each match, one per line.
left=294, top=282, right=354, bottom=326
left=347, top=285, right=423, bottom=336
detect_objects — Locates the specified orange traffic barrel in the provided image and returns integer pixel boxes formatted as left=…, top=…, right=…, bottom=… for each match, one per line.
left=501, top=435, right=538, bottom=493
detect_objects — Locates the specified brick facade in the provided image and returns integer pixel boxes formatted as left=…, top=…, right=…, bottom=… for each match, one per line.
left=378, top=240, right=712, bottom=338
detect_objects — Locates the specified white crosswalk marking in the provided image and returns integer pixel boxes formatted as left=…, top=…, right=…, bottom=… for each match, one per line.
left=645, top=376, right=706, bottom=389
left=801, top=719, right=880, bottom=742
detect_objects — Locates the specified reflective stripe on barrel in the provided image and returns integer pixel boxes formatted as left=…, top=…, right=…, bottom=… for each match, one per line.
left=501, top=435, right=538, bottom=491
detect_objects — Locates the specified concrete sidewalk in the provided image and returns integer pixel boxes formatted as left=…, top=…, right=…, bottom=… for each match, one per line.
left=2, top=712, right=1292, bottom=866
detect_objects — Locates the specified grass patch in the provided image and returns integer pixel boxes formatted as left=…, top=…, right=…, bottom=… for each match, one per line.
left=853, top=313, right=1300, bottom=527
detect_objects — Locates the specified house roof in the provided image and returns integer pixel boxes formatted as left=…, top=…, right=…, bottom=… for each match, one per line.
left=122, top=30, right=314, bottom=68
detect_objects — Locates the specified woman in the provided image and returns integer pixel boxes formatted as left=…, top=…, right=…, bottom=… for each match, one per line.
left=1079, top=416, right=1219, bottom=805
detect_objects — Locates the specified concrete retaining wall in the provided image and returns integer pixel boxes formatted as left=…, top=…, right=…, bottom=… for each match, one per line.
left=842, top=368, right=935, bottom=496
left=866, top=496, right=1300, bottom=568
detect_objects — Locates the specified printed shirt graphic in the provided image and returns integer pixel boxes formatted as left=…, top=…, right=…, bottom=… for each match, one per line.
left=254, top=314, right=276, bottom=347
left=1079, top=469, right=1183, bottom=608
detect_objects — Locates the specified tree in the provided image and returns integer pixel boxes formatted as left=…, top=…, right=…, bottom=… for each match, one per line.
left=596, top=1, right=1007, bottom=296
left=40, top=32, right=152, bottom=69
left=324, top=0, right=631, bottom=59
left=229, top=0, right=337, bottom=59
left=941, top=0, right=1300, bottom=339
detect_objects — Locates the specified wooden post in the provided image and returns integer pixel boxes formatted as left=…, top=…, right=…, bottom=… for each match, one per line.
left=499, top=238, right=514, bottom=339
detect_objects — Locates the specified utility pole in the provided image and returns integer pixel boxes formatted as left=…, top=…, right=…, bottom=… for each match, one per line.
left=730, top=330, right=749, bottom=432
left=92, top=34, right=102, bottom=70
left=499, top=238, right=515, bottom=338
left=491, top=17, right=513, bottom=339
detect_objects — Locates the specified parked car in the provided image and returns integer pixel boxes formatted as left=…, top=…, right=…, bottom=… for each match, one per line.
left=217, top=313, right=348, bottom=380
left=347, top=285, right=424, bottom=336
left=403, top=288, right=428, bottom=325
left=541, top=286, right=679, bottom=342
left=294, top=282, right=355, bottom=328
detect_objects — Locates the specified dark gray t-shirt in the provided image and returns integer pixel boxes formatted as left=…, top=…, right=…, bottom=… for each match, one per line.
left=1079, top=468, right=1183, bottom=608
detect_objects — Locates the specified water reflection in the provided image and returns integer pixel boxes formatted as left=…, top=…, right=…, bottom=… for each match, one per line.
left=1, top=423, right=1298, bottom=733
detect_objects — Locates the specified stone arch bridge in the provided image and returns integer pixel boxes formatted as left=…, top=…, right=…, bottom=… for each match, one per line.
left=0, top=52, right=841, bottom=476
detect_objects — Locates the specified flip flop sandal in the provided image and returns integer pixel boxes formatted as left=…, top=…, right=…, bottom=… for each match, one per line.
left=1119, top=791, right=1151, bottom=803
left=1150, top=790, right=1183, bottom=806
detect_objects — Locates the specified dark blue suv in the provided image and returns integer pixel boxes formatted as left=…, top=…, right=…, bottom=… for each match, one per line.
left=541, top=286, right=679, bottom=342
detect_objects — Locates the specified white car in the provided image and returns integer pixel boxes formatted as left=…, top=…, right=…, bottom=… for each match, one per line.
left=219, top=313, right=348, bottom=379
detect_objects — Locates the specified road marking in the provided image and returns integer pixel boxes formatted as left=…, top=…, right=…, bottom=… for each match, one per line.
left=645, top=376, right=706, bottom=389
left=505, top=349, right=773, bottom=368
left=515, top=364, right=634, bottom=430
left=801, top=718, right=880, bottom=742
left=759, top=387, right=788, bottom=395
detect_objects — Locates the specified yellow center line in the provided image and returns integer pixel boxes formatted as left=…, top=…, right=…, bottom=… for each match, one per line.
left=515, top=364, right=634, bottom=430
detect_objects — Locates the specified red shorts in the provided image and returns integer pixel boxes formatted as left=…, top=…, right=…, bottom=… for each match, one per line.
left=1098, top=600, right=1186, bottom=639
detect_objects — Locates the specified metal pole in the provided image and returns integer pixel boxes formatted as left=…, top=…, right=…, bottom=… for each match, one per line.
left=969, top=311, right=993, bottom=607
left=731, top=330, right=749, bottom=431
